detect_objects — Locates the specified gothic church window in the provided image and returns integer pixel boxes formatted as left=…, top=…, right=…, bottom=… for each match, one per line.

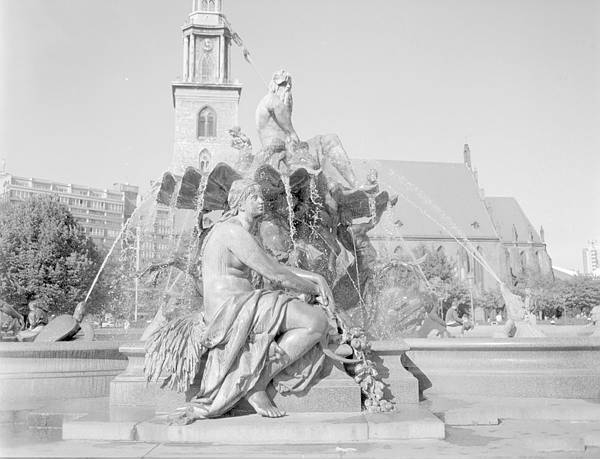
left=201, top=0, right=208, bottom=10
left=199, top=149, right=211, bottom=173
left=208, top=0, right=216, bottom=11
left=519, top=251, right=527, bottom=274
left=474, top=246, right=484, bottom=289
left=198, top=107, right=217, bottom=138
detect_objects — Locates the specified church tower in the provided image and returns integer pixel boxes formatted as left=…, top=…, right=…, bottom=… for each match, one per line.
left=170, top=0, right=242, bottom=175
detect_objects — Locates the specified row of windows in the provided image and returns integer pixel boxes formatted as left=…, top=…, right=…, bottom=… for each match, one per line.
left=11, top=190, right=30, bottom=199
left=10, top=190, right=124, bottom=211
left=9, top=181, right=120, bottom=199
left=83, top=217, right=120, bottom=226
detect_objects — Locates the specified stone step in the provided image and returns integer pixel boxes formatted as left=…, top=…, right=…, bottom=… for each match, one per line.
left=429, top=395, right=600, bottom=425
left=63, top=407, right=445, bottom=444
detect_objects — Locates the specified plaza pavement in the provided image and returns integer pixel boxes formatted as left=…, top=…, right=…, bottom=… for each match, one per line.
left=2, top=394, right=600, bottom=458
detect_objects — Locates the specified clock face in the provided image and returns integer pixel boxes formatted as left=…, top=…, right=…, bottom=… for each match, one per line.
left=203, top=38, right=214, bottom=52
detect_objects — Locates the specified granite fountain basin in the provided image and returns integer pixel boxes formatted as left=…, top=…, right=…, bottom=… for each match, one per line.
left=3, top=336, right=599, bottom=409
left=0, top=341, right=127, bottom=405
left=403, top=337, right=600, bottom=399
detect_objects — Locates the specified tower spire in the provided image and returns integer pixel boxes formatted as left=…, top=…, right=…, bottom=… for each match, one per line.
left=171, top=0, right=242, bottom=174
left=463, top=143, right=472, bottom=169
left=182, top=0, right=230, bottom=83
left=192, top=0, right=223, bottom=12
left=190, top=0, right=223, bottom=25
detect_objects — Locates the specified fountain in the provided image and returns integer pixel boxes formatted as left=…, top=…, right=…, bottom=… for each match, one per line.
left=1, top=66, right=599, bottom=446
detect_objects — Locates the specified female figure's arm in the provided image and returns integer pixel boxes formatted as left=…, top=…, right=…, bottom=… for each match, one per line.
left=286, top=266, right=335, bottom=311
left=226, top=225, right=320, bottom=297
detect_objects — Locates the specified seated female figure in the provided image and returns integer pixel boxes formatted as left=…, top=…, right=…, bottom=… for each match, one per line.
left=178, top=179, right=334, bottom=422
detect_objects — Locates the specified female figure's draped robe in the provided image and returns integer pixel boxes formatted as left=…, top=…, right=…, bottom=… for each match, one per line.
left=185, top=212, right=328, bottom=418
left=188, top=290, right=325, bottom=418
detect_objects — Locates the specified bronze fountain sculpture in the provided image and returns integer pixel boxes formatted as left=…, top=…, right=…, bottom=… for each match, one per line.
left=143, top=70, right=398, bottom=423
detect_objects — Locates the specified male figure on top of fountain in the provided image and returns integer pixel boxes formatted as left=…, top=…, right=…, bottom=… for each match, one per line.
left=255, top=70, right=357, bottom=188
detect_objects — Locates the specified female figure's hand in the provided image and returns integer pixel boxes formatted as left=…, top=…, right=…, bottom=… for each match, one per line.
left=314, top=275, right=335, bottom=314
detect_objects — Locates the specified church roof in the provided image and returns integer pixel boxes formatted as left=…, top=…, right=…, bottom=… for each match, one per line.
left=552, top=266, right=577, bottom=280
left=351, top=159, right=499, bottom=240
left=484, top=196, right=541, bottom=244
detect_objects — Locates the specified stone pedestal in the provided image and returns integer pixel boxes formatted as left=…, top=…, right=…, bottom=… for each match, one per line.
left=370, top=340, right=420, bottom=404
left=110, top=342, right=363, bottom=413
left=63, top=408, right=445, bottom=443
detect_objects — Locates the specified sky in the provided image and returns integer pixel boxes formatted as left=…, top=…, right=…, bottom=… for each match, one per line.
left=1, top=0, right=598, bottom=271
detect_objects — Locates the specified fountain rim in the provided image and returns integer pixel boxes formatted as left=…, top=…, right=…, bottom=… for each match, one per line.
left=0, top=340, right=125, bottom=358
left=403, top=336, right=600, bottom=351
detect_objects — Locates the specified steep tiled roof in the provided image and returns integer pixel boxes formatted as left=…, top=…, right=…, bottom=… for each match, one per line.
left=351, top=159, right=499, bottom=240
left=552, top=266, right=577, bottom=280
left=484, top=196, right=541, bottom=244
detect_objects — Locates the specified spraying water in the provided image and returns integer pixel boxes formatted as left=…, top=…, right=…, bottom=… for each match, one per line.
left=281, top=174, right=298, bottom=255
left=83, top=181, right=162, bottom=303
left=369, top=159, right=541, bottom=336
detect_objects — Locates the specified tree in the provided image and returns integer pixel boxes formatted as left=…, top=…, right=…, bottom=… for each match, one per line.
left=414, top=245, right=456, bottom=283
left=560, top=276, right=600, bottom=317
left=0, top=196, right=102, bottom=316
left=475, top=289, right=504, bottom=316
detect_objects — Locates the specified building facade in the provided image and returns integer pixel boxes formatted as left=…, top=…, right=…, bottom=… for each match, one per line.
left=355, top=145, right=554, bottom=292
left=484, top=196, right=553, bottom=283
left=582, top=240, right=600, bottom=276
left=170, top=0, right=242, bottom=175
left=137, top=206, right=175, bottom=265
left=0, top=173, right=138, bottom=253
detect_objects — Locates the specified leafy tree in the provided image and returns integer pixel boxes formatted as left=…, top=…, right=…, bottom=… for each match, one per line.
left=413, top=245, right=456, bottom=282
left=474, top=289, right=504, bottom=320
left=509, top=274, right=600, bottom=319
left=0, top=196, right=101, bottom=316
left=559, top=276, right=600, bottom=317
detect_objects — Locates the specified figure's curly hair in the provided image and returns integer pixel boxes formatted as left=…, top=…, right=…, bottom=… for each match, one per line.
left=269, top=69, right=292, bottom=94
left=219, top=179, right=261, bottom=221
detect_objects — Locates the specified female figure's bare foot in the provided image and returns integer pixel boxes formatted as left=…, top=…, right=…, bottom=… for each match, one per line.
left=246, top=390, right=286, bottom=418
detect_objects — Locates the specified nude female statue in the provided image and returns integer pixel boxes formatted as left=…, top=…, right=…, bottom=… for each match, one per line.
left=162, top=179, right=335, bottom=422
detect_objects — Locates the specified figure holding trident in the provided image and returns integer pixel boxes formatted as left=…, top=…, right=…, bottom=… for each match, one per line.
left=146, top=179, right=336, bottom=422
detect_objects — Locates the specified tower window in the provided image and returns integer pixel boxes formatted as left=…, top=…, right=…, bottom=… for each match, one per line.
left=208, top=0, right=216, bottom=11
left=201, top=0, right=208, bottom=10
left=201, top=54, right=214, bottom=82
left=199, top=149, right=211, bottom=173
left=198, top=107, right=217, bottom=138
